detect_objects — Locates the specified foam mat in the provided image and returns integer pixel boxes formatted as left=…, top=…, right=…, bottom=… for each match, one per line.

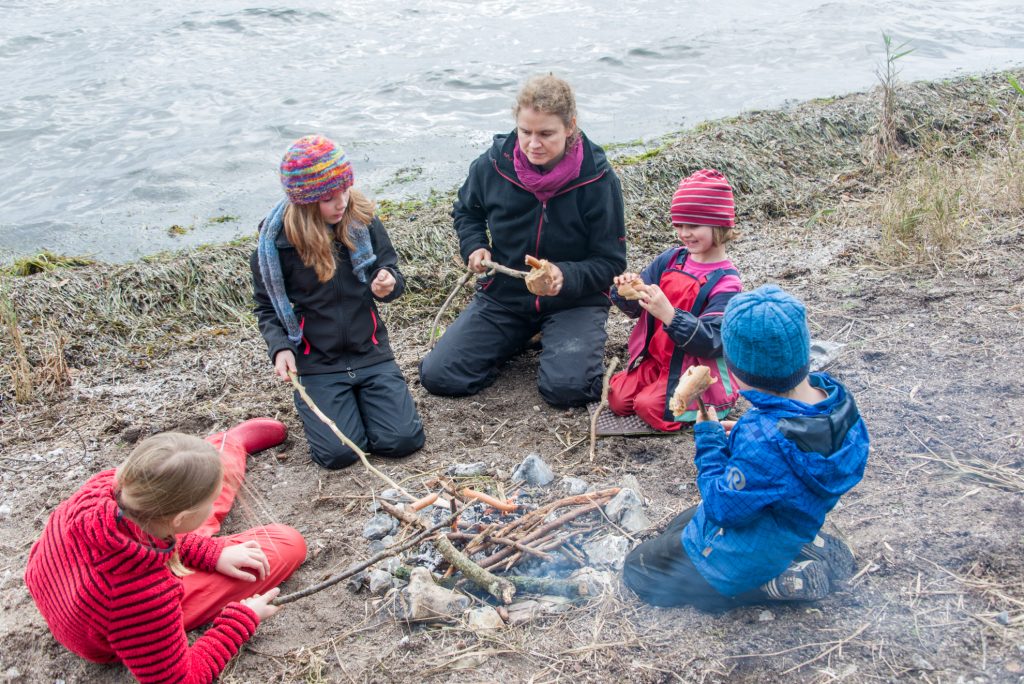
left=587, top=403, right=666, bottom=437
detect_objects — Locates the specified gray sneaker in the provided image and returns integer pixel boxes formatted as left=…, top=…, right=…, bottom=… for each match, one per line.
left=760, top=559, right=831, bottom=601
left=799, top=531, right=856, bottom=582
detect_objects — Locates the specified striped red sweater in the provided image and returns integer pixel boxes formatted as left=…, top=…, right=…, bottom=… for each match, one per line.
left=24, top=470, right=260, bottom=683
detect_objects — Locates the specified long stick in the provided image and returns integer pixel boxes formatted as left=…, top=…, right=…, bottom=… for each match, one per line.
left=589, top=357, right=619, bottom=461
left=288, top=372, right=413, bottom=501
left=381, top=501, right=516, bottom=604
left=392, top=565, right=589, bottom=599
left=271, top=511, right=459, bottom=605
left=429, top=270, right=473, bottom=349
left=481, top=258, right=528, bottom=279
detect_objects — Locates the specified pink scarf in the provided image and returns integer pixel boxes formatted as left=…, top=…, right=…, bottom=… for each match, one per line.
left=512, top=137, right=584, bottom=203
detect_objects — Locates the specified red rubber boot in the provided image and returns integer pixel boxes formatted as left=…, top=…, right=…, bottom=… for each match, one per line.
left=220, top=417, right=288, bottom=455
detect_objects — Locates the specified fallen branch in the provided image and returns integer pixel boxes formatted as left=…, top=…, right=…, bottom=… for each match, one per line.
left=289, top=372, right=413, bottom=501
left=381, top=501, right=516, bottom=604
left=429, top=270, right=473, bottom=349
left=481, top=258, right=528, bottom=279
left=272, top=510, right=459, bottom=606
left=589, top=357, right=619, bottom=461
left=392, top=566, right=589, bottom=599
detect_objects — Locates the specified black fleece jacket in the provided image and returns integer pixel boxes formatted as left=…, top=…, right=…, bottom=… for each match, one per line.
left=250, top=216, right=404, bottom=375
left=453, top=131, right=627, bottom=313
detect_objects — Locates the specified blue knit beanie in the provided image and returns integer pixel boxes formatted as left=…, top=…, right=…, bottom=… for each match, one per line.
left=722, top=285, right=810, bottom=393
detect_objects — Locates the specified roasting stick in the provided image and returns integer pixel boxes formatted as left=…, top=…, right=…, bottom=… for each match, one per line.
left=480, top=257, right=528, bottom=279
left=429, top=270, right=474, bottom=349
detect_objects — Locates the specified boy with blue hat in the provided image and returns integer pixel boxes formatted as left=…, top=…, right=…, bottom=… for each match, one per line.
left=623, top=285, right=869, bottom=609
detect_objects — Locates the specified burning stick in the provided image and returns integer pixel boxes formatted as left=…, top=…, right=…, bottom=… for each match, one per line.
left=381, top=501, right=516, bottom=604
left=478, top=500, right=610, bottom=570
left=668, top=365, right=717, bottom=420
left=460, top=487, right=517, bottom=513
left=589, top=358, right=619, bottom=461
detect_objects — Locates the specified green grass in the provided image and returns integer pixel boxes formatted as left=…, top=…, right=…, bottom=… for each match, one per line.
left=4, top=250, right=96, bottom=276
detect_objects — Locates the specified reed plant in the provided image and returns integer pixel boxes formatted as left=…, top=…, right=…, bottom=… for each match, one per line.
left=0, top=286, right=33, bottom=403
left=871, top=33, right=914, bottom=165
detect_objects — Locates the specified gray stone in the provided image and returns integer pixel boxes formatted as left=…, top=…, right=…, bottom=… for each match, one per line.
left=561, top=477, right=590, bottom=495
left=618, top=506, right=652, bottom=533
left=0, top=503, right=10, bottom=519
left=758, top=609, right=775, bottom=622
left=569, top=567, right=614, bottom=596
left=368, top=569, right=395, bottom=595
left=395, top=567, right=470, bottom=623
left=512, top=452, right=555, bottom=487
left=379, top=489, right=404, bottom=501
left=582, top=535, right=630, bottom=571
left=809, top=339, right=844, bottom=372
left=621, top=474, right=644, bottom=500
left=504, top=595, right=573, bottom=625
left=604, top=488, right=644, bottom=523
left=363, top=513, right=398, bottom=540
left=465, top=606, right=505, bottom=631
left=447, top=462, right=489, bottom=477
left=345, top=563, right=367, bottom=593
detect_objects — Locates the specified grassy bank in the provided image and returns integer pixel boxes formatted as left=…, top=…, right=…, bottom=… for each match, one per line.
left=1, top=69, right=1021, bottom=403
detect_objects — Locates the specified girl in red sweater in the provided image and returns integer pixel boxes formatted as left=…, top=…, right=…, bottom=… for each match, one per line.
left=24, top=419, right=307, bottom=683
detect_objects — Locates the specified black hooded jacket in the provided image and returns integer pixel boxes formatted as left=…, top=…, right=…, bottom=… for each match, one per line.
left=249, top=216, right=403, bottom=375
left=453, top=131, right=627, bottom=313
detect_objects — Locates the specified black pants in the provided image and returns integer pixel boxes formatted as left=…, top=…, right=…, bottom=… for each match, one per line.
left=294, top=360, right=425, bottom=469
left=419, top=294, right=609, bottom=407
left=623, top=507, right=764, bottom=611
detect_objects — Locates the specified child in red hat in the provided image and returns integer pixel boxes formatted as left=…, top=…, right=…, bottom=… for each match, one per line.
left=608, top=169, right=743, bottom=431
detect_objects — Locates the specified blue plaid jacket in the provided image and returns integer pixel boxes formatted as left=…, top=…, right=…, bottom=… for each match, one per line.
left=681, top=373, right=869, bottom=596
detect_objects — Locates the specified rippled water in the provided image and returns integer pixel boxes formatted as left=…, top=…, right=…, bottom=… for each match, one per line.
left=1, top=0, right=1022, bottom=262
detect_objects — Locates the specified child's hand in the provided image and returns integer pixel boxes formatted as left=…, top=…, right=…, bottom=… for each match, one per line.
left=241, top=587, right=281, bottom=621
left=467, top=248, right=491, bottom=273
left=721, top=420, right=736, bottom=434
left=273, top=350, right=297, bottom=382
left=614, top=272, right=641, bottom=288
left=217, top=540, right=270, bottom=581
left=370, top=269, right=396, bottom=298
left=638, top=283, right=675, bottom=324
left=695, top=405, right=719, bottom=424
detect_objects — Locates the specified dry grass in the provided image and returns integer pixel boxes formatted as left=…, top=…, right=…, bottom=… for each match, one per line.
left=1, top=288, right=32, bottom=403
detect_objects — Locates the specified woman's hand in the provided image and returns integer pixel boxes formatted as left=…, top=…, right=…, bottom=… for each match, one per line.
left=638, top=283, right=675, bottom=324
left=370, top=269, right=396, bottom=298
left=273, top=350, right=297, bottom=382
left=532, top=262, right=564, bottom=297
left=241, top=587, right=282, bottom=621
left=216, top=540, right=270, bottom=581
left=467, top=248, right=491, bottom=273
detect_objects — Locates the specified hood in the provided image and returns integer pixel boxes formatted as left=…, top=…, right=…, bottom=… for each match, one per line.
left=742, top=372, right=869, bottom=498
left=67, top=471, right=177, bottom=576
left=489, top=130, right=611, bottom=189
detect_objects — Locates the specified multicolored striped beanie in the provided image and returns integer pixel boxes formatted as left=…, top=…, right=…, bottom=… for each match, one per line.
left=279, top=135, right=354, bottom=205
left=670, top=168, right=736, bottom=228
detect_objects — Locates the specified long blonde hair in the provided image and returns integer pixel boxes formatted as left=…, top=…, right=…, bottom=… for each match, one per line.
left=284, top=188, right=376, bottom=282
left=115, top=433, right=222, bottom=577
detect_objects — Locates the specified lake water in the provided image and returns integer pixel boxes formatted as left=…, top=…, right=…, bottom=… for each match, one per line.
left=1, top=0, right=1022, bottom=263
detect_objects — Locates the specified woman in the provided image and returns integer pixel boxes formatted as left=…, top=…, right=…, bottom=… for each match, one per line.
left=420, top=74, right=626, bottom=406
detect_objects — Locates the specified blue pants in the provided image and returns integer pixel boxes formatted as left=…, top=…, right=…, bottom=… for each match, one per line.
left=294, top=360, right=425, bottom=469
left=419, top=294, right=609, bottom=407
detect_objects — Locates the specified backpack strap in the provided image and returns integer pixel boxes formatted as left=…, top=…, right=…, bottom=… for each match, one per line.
left=689, top=268, right=740, bottom=315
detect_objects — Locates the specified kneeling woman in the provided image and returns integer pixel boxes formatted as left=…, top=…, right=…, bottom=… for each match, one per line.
left=251, top=135, right=425, bottom=469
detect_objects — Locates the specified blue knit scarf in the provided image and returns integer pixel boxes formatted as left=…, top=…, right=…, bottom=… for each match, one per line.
left=257, top=198, right=377, bottom=345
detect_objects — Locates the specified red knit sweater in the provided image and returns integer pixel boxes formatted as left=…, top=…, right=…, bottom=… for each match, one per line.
left=24, top=470, right=260, bottom=683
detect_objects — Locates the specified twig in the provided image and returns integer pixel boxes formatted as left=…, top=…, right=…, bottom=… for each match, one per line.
left=479, top=500, right=608, bottom=569
left=289, top=372, right=413, bottom=501
left=589, top=357, right=619, bottom=461
left=271, top=510, right=459, bottom=605
left=429, top=270, right=473, bottom=349
left=380, top=501, right=516, bottom=604
left=480, top=258, right=528, bottom=279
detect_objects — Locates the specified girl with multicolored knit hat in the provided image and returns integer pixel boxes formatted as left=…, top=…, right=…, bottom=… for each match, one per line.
left=607, top=168, right=743, bottom=432
left=251, top=135, right=424, bottom=469
left=24, top=419, right=307, bottom=682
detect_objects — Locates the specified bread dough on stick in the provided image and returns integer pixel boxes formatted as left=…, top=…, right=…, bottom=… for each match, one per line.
left=525, top=255, right=556, bottom=296
left=669, top=365, right=716, bottom=416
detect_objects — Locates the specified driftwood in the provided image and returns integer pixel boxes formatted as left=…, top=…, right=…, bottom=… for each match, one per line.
left=589, top=358, right=620, bottom=461
left=289, top=371, right=413, bottom=501
left=381, top=501, right=516, bottom=604
left=429, top=270, right=473, bottom=349
left=271, top=510, right=460, bottom=606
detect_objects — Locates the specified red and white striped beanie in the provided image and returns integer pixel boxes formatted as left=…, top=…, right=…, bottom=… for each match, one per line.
left=670, top=169, right=736, bottom=228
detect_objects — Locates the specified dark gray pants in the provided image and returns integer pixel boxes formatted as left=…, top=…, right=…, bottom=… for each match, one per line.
left=419, top=294, right=609, bottom=407
left=294, top=360, right=425, bottom=470
left=623, top=506, right=764, bottom=611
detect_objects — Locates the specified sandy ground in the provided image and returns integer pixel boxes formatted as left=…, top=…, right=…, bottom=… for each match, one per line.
left=2, top=73, right=1023, bottom=683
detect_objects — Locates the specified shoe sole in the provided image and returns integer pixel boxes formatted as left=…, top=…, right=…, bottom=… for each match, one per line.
left=800, top=531, right=856, bottom=583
